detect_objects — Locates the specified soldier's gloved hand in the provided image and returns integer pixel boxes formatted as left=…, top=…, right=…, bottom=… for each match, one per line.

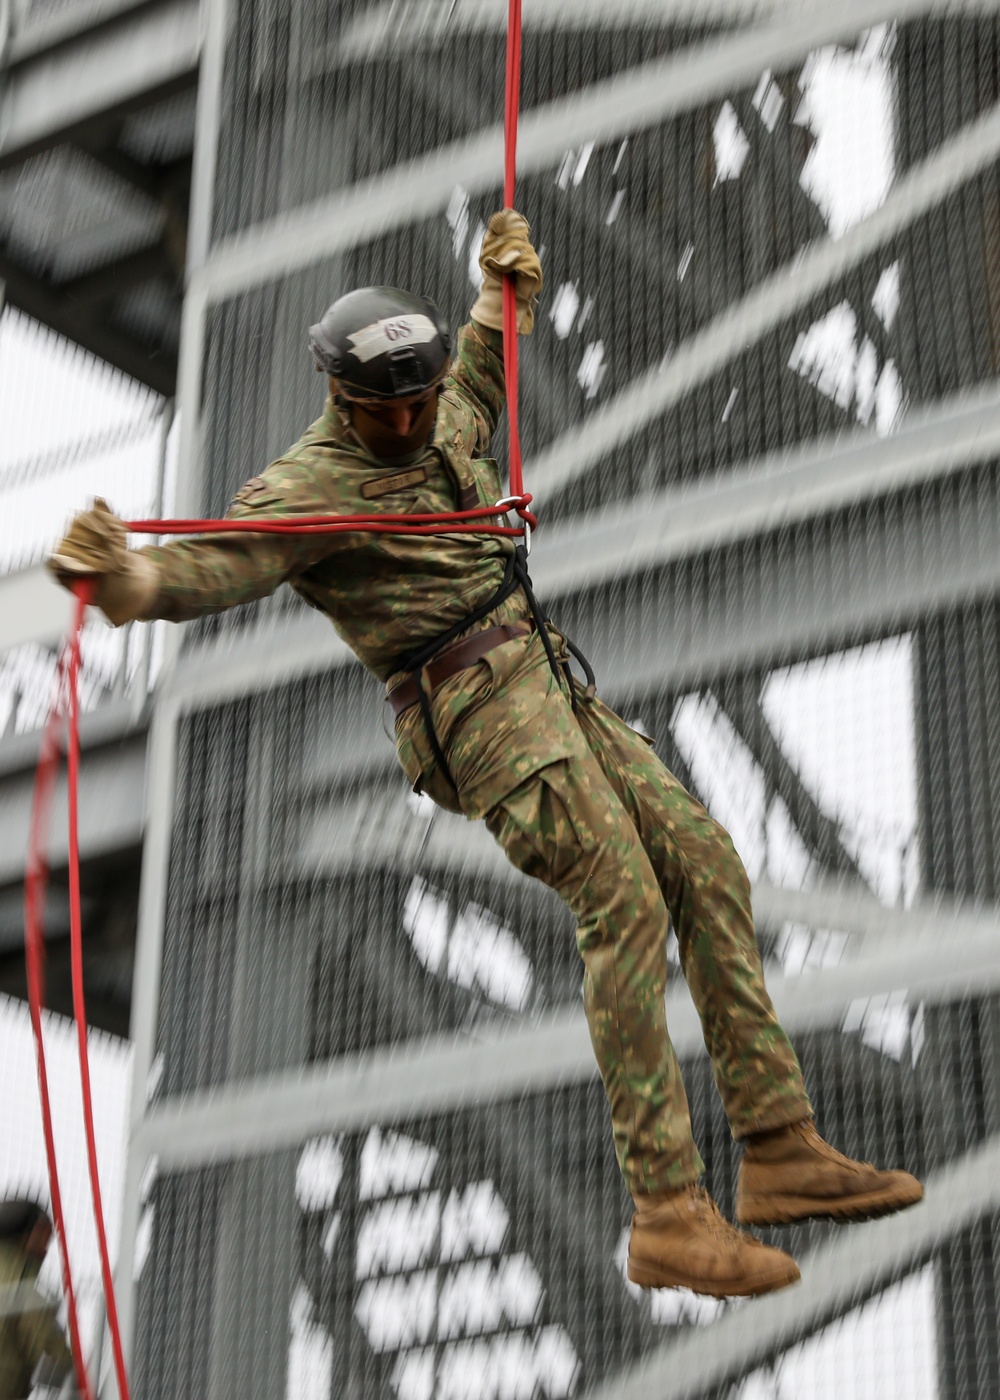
left=48, top=498, right=160, bottom=627
left=471, top=208, right=543, bottom=334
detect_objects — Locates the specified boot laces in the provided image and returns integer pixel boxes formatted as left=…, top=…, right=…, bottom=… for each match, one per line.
left=688, top=1187, right=750, bottom=1249
left=802, top=1122, right=875, bottom=1172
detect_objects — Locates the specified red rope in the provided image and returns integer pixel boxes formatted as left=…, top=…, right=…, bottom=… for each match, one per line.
left=503, top=0, right=524, bottom=504
left=23, top=3, right=526, bottom=1393
left=24, top=589, right=97, bottom=1400
left=66, top=580, right=132, bottom=1400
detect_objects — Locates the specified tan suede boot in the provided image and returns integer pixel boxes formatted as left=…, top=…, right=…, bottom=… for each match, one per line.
left=736, top=1119, right=925, bottom=1226
left=627, top=1185, right=801, bottom=1297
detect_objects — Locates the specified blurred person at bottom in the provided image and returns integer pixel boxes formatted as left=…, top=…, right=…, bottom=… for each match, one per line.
left=0, top=1200, right=74, bottom=1399
left=49, top=210, right=923, bottom=1299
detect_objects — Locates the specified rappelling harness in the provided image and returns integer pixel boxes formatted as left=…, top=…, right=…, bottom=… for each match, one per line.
left=388, top=536, right=598, bottom=793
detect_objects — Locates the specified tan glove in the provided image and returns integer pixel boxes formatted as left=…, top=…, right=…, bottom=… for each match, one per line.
left=470, top=208, right=543, bottom=334
left=48, top=498, right=160, bottom=627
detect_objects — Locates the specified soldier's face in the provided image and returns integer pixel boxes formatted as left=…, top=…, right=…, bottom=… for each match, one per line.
left=348, top=389, right=441, bottom=461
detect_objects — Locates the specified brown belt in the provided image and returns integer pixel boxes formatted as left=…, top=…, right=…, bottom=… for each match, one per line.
left=387, top=622, right=532, bottom=718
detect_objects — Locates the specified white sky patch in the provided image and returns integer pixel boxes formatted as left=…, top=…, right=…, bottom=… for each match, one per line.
left=573, top=142, right=594, bottom=186
left=671, top=692, right=811, bottom=889
left=577, top=340, right=606, bottom=398
left=357, top=1193, right=443, bottom=1278
left=876, top=357, right=904, bottom=435
left=466, top=220, right=486, bottom=289
left=349, top=1153, right=576, bottom=1395
left=789, top=300, right=858, bottom=411
left=712, top=101, right=750, bottom=183
left=360, top=1126, right=438, bottom=1201
left=872, top=260, right=901, bottom=329
left=738, top=1264, right=937, bottom=1400
left=406, top=789, right=435, bottom=821
left=437, top=1255, right=543, bottom=1338
left=0, top=308, right=158, bottom=468
left=448, top=903, right=533, bottom=1011
left=321, top=1214, right=341, bottom=1258
left=286, top=1282, right=334, bottom=1400
left=549, top=281, right=580, bottom=340
left=752, top=71, right=785, bottom=132
left=403, top=876, right=450, bottom=975
left=441, top=1181, right=509, bottom=1262
left=799, top=28, right=895, bottom=236
left=554, top=143, right=594, bottom=191
left=855, top=334, right=879, bottom=425
left=295, top=1136, right=344, bottom=1211
left=762, top=636, right=919, bottom=907
left=446, top=185, right=470, bottom=259
left=357, top=1270, right=437, bottom=1351
left=843, top=989, right=925, bottom=1064
left=402, top=878, right=533, bottom=1013
left=788, top=298, right=903, bottom=434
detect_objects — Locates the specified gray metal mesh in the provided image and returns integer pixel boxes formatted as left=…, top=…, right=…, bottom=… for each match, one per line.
left=123, top=3, right=1000, bottom=1398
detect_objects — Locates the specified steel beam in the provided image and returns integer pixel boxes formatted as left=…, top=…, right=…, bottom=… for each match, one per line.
left=194, top=1, right=1000, bottom=305
left=587, top=1131, right=1000, bottom=1400
left=133, top=910, right=999, bottom=1169
left=0, top=726, right=146, bottom=884
left=336, top=0, right=1000, bottom=58
left=0, top=0, right=199, bottom=167
left=536, top=382, right=1000, bottom=600
left=5, top=0, right=157, bottom=64
left=0, top=562, right=74, bottom=653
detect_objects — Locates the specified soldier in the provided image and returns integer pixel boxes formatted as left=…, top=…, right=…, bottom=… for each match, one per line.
left=0, top=1200, right=74, bottom=1399
left=50, top=211, right=923, bottom=1298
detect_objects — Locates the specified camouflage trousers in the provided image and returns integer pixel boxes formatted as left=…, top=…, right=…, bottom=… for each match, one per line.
left=395, top=629, right=812, bottom=1196
left=482, top=688, right=811, bottom=1194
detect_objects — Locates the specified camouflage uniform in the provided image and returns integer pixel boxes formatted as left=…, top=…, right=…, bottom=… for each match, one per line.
left=0, top=1242, right=72, bottom=1399
left=141, top=320, right=811, bottom=1196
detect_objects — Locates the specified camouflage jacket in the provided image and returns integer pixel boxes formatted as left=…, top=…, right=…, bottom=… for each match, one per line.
left=143, top=321, right=529, bottom=682
left=0, top=1244, right=72, bottom=1399
left=143, top=319, right=582, bottom=818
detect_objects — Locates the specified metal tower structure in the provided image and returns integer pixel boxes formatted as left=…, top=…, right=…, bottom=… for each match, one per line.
left=3, top=1, right=1000, bottom=1397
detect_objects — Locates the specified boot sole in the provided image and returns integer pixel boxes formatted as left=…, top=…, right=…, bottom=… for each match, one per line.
left=627, top=1255, right=801, bottom=1298
left=736, top=1180, right=925, bottom=1227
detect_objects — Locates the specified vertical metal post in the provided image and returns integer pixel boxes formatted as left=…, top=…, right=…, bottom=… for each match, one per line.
left=110, top=696, right=182, bottom=1396
left=110, top=0, right=232, bottom=1391
left=131, top=398, right=175, bottom=716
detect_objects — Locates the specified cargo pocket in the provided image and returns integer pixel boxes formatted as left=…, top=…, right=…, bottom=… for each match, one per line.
left=484, top=759, right=601, bottom=891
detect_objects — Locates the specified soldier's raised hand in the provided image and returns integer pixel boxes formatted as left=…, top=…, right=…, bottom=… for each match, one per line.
left=471, top=208, right=543, bottom=334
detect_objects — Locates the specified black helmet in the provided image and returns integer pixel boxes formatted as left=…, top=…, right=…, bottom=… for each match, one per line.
left=308, top=287, right=452, bottom=400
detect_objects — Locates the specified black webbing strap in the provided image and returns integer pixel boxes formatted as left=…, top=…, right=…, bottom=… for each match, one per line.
left=390, top=545, right=596, bottom=792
